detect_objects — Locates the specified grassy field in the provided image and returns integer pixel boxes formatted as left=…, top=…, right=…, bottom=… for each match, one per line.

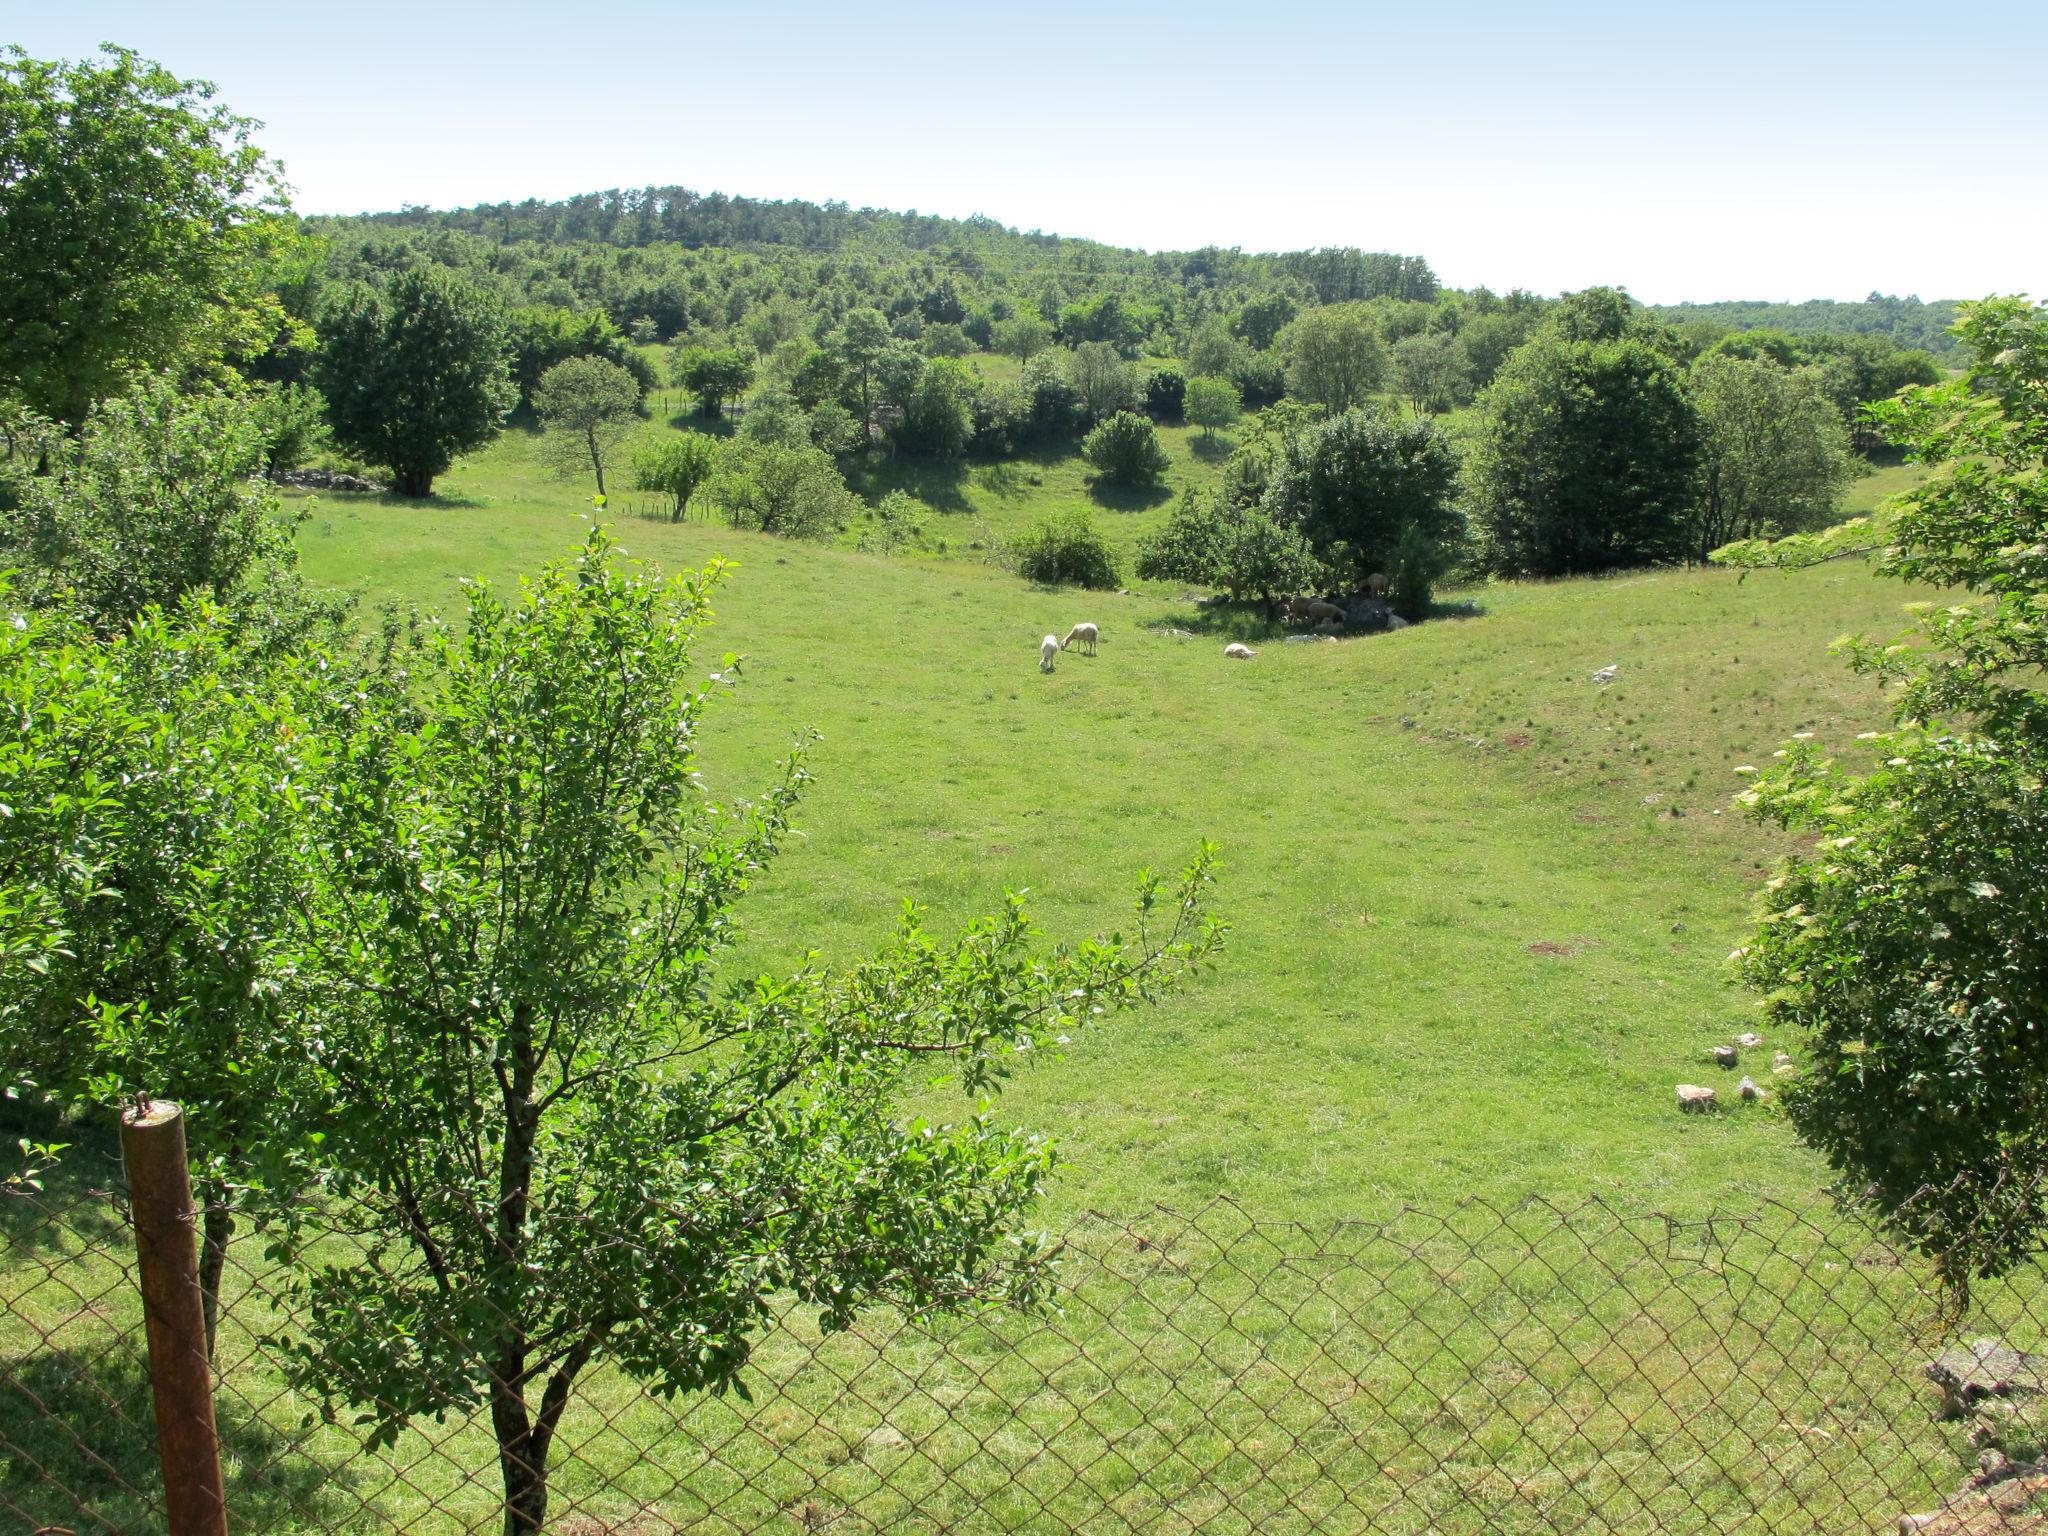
left=7, top=424, right=1987, bottom=1536
left=291, top=423, right=1936, bottom=1228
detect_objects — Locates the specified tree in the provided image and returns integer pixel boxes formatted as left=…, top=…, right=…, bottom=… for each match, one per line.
left=1135, top=489, right=1322, bottom=614
left=893, top=358, right=976, bottom=458
left=1283, top=303, right=1387, bottom=412
left=1466, top=335, right=1701, bottom=577
left=709, top=438, right=861, bottom=538
left=1261, top=406, right=1464, bottom=613
left=672, top=345, right=754, bottom=419
left=534, top=355, right=641, bottom=498
left=287, top=533, right=1220, bottom=1533
left=507, top=306, right=649, bottom=414
left=1716, top=298, right=2048, bottom=1290
left=1184, top=376, right=1241, bottom=440
left=1066, top=342, right=1137, bottom=425
left=0, top=46, right=294, bottom=424
left=1391, top=331, right=1470, bottom=415
left=1082, top=411, right=1172, bottom=487
left=2, top=376, right=302, bottom=635
left=317, top=266, right=516, bottom=497
left=1018, top=352, right=1082, bottom=440
left=248, top=382, right=329, bottom=479
left=994, top=313, right=1053, bottom=362
left=1011, top=509, right=1122, bottom=588
left=0, top=593, right=327, bottom=1354
left=1689, top=354, right=1856, bottom=560
left=1233, top=292, right=1297, bottom=352
left=632, top=434, right=718, bottom=521
left=832, top=307, right=892, bottom=445
left=1144, top=367, right=1186, bottom=422
left=1185, top=316, right=1246, bottom=382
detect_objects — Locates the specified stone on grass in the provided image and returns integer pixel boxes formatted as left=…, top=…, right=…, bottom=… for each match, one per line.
left=1676, top=1084, right=1717, bottom=1112
left=1737, top=1076, right=1764, bottom=1102
left=1711, top=1045, right=1739, bottom=1069
left=1737, top=1032, right=1763, bottom=1048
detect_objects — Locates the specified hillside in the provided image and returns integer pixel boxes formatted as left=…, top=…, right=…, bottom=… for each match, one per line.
left=293, top=430, right=1934, bottom=1225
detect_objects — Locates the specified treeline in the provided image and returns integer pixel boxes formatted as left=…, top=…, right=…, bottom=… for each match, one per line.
left=1645, top=294, right=1964, bottom=356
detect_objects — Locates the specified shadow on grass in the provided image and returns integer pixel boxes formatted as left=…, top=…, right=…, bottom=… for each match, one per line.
left=1087, top=479, right=1173, bottom=513
left=666, top=410, right=734, bottom=438
left=0, top=1346, right=372, bottom=1533
left=1188, top=434, right=1233, bottom=462
left=0, top=1100, right=126, bottom=1255
left=1148, top=593, right=1489, bottom=644
left=843, top=456, right=974, bottom=514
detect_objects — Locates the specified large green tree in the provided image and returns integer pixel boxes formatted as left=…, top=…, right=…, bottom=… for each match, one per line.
left=1262, top=406, right=1464, bottom=613
left=1689, top=353, right=1856, bottom=560
left=832, top=307, right=892, bottom=445
left=0, top=46, right=294, bottom=424
left=1718, top=298, right=2048, bottom=1290
left=1467, top=335, right=1701, bottom=576
left=316, top=266, right=516, bottom=497
left=287, top=533, right=1221, bottom=1534
left=1283, top=303, right=1387, bottom=412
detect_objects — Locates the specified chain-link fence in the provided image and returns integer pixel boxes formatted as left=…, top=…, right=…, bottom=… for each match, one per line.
left=6, top=1162, right=2047, bottom=1535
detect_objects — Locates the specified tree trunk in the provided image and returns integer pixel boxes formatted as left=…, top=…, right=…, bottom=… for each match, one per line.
left=394, top=468, right=435, bottom=497
left=198, top=1191, right=233, bottom=1361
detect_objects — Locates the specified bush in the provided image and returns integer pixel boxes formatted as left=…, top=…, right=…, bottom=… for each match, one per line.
left=1011, top=510, right=1120, bottom=589
left=1233, top=349, right=1287, bottom=406
left=1144, top=367, right=1186, bottom=421
left=709, top=439, right=861, bottom=539
left=1082, top=411, right=1171, bottom=487
left=631, top=434, right=719, bottom=521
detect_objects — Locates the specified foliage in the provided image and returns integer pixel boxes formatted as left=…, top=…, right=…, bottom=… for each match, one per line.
left=673, top=345, right=755, bottom=418
left=0, top=46, right=295, bottom=424
left=1283, top=303, right=1387, bottom=412
left=533, top=355, right=642, bottom=496
left=1391, top=331, right=1470, bottom=415
left=1185, top=317, right=1244, bottom=381
left=283, top=531, right=1220, bottom=1532
left=1144, top=368, right=1186, bottom=422
left=1467, top=335, right=1701, bottom=577
left=1011, top=509, right=1122, bottom=589
left=1184, top=376, right=1241, bottom=439
left=1233, top=293, right=1297, bottom=352
left=1720, top=297, right=2048, bottom=1286
left=710, top=438, right=861, bottom=539
left=1, top=376, right=303, bottom=634
left=893, top=358, right=976, bottom=459
left=857, top=488, right=927, bottom=554
left=1081, top=411, right=1171, bottom=487
left=630, top=433, right=719, bottom=521
left=1066, top=342, right=1138, bottom=425
left=508, top=306, right=650, bottom=413
left=1018, top=352, right=1082, bottom=440
left=1262, top=407, right=1463, bottom=613
left=316, top=265, right=516, bottom=497
left=0, top=592, right=327, bottom=1348
left=1689, top=354, right=1856, bottom=560
left=248, top=382, right=329, bottom=479
left=994, top=313, right=1052, bottom=361
left=1135, top=489, right=1322, bottom=612
left=832, top=308, right=893, bottom=445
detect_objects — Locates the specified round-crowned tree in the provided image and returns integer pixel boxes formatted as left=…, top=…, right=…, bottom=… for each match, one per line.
left=1082, top=410, right=1171, bottom=487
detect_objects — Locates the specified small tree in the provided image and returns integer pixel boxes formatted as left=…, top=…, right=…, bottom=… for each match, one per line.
left=248, top=382, right=329, bottom=480
left=1184, top=376, right=1241, bottom=440
left=1283, top=303, right=1387, bottom=412
left=1065, top=341, right=1138, bottom=425
left=289, top=533, right=1220, bottom=1534
left=1718, top=297, right=2048, bottom=1291
left=631, top=434, right=719, bottom=521
left=832, top=307, right=892, bottom=444
left=994, top=313, right=1053, bottom=362
left=1136, top=489, right=1321, bottom=614
left=1082, top=411, right=1171, bottom=487
left=672, top=346, right=754, bottom=419
left=317, top=265, right=516, bottom=497
left=1012, top=509, right=1122, bottom=589
left=1391, top=331, right=1469, bottom=415
left=1144, top=368, right=1186, bottom=422
left=534, top=355, right=641, bottom=498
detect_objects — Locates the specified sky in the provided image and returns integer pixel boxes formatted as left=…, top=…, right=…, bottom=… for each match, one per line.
left=11, top=0, right=2046, bottom=305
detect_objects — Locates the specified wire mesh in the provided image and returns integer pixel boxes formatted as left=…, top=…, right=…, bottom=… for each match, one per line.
left=4, top=1174, right=2044, bottom=1535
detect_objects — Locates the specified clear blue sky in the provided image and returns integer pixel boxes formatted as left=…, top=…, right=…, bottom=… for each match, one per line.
left=14, top=1, right=2045, bottom=304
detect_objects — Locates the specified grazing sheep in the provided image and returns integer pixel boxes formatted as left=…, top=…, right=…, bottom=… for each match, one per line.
left=1040, top=635, right=1059, bottom=672
left=1223, top=642, right=1256, bottom=660
left=1295, top=599, right=1344, bottom=625
left=1365, top=572, right=1391, bottom=598
left=1060, top=622, right=1098, bottom=655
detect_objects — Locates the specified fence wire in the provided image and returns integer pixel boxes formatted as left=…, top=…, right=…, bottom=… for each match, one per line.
left=5, top=1172, right=2046, bottom=1535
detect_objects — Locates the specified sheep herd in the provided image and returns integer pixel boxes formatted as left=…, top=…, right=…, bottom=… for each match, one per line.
left=1038, top=574, right=1400, bottom=671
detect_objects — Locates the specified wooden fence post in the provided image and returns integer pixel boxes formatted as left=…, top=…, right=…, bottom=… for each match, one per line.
left=121, top=1100, right=229, bottom=1536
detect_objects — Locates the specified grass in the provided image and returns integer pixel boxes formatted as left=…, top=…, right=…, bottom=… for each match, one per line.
left=12, top=425, right=1991, bottom=1533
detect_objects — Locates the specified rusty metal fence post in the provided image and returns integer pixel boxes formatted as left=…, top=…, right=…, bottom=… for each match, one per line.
left=120, top=1100, right=229, bottom=1536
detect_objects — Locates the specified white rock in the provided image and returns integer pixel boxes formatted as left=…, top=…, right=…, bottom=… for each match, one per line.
left=1737, top=1077, right=1765, bottom=1102
left=1710, top=1045, right=1739, bottom=1069
left=1736, top=1032, right=1763, bottom=1048
left=1677, top=1084, right=1717, bottom=1112
left=1592, top=664, right=1619, bottom=685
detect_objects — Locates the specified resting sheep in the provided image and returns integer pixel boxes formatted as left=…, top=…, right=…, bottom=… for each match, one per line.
left=1040, top=635, right=1059, bottom=673
left=1223, top=642, right=1256, bottom=660
left=1364, top=572, right=1391, bottom=599
left=1060, top=622, right=1098, bottom=655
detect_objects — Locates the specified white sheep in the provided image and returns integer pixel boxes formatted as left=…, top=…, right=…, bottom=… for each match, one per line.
left=1223, top=642, right=1256, bottom=660
left=1040, top=634, right=1059, bottom=673
left=1293, top=598, right=1344, bottom=625
left=1060, top=622, right=1098, bottom=655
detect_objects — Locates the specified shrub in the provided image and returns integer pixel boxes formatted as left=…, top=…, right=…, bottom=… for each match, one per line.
left=1011, top=509, right=1120, bottom=589
left=1082, top=411, right=1171, bottom=487
left=631, top=434, right=719, bottom=521
left=1144, top=367, right=1186, bottom=421
left=1184, top=375, right=1241, bottom=439
left=709, top=439, right=861, bottom=539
